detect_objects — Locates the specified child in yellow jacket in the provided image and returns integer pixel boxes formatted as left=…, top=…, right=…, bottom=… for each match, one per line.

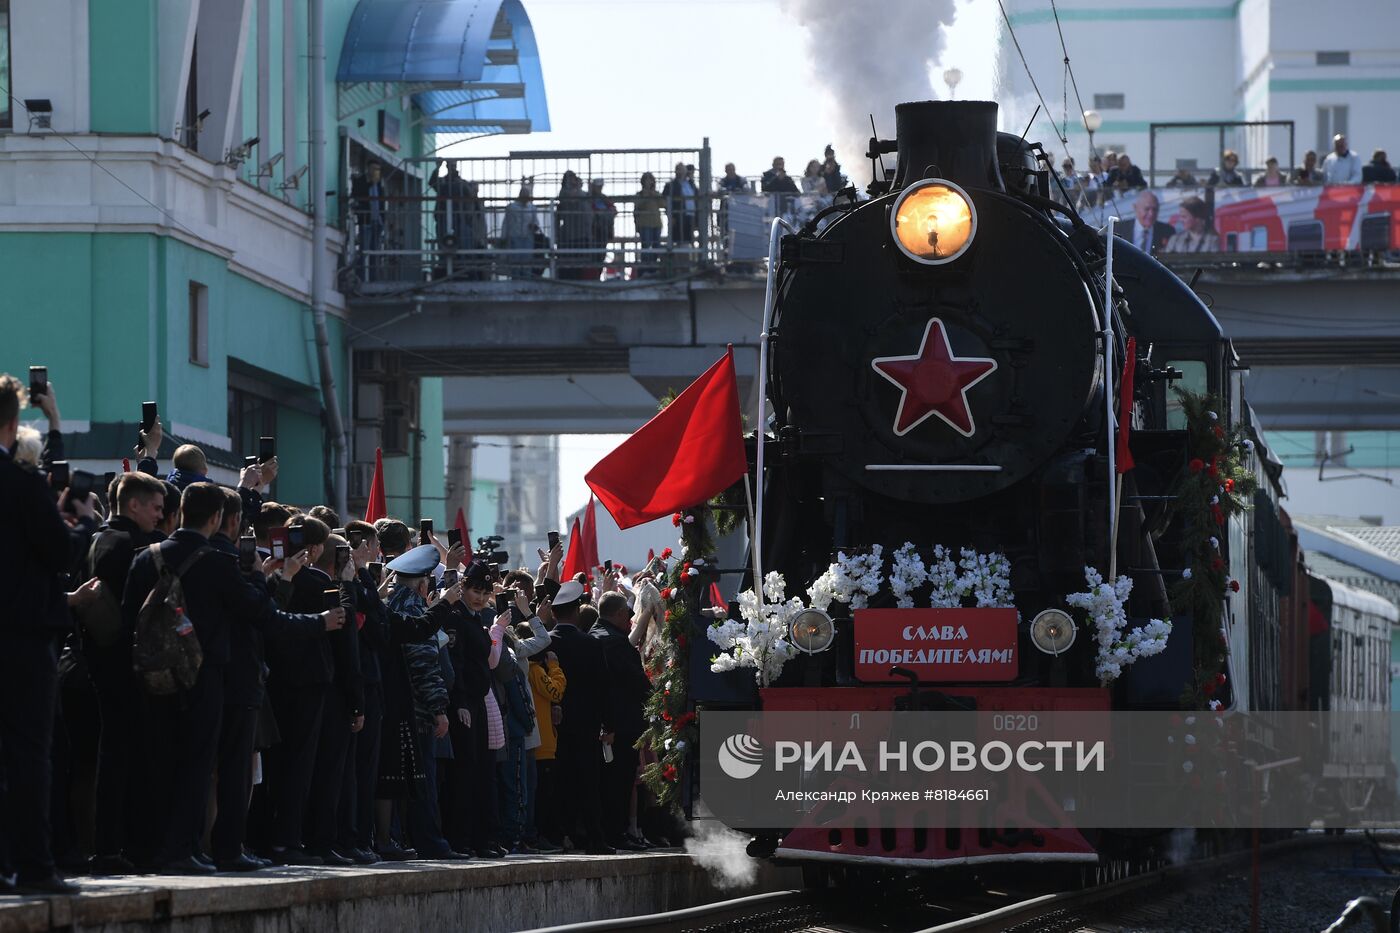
left=527, top=645, right=566, bottom=847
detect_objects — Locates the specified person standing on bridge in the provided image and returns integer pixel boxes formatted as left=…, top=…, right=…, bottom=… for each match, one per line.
left=555, top=171, right=591, bottom=280
left=586, top=178, right=617, bottom=282
left=662, top=162, right=697, bottom=262
left=633, top=173, right=664, bottom=277
left=1323, top=135, right=1362, bottom=185
left=501, top=181, right=541, bottom=279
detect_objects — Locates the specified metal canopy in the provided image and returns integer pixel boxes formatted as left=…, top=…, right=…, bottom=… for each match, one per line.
left=336, top=0, right=549, bottom=134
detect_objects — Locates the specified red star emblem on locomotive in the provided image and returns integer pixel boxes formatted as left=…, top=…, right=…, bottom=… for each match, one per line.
left=870, top=318, right=998, bottom=437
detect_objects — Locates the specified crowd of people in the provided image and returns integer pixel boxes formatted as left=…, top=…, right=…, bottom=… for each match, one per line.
left=1058, top=134, right=1396, bottom=207
left=0, top=372, right=676, bottom=895
left=349, top=149, right=847, bottom=282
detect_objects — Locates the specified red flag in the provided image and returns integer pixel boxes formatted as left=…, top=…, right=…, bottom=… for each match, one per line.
left=580, top=496, right=600, bottom=572
left=708, top=582, right=725, bottom=609
left=561, top=517, right=586, bottom=581
left=364, top=448, right=387, bottom=522
left=454, top=507, right=468, bottom=541
left=1115, top=337, right=1136, bottom=473
left=585, top=347, right=748, bottom=529
left=647, top=548, right=655, bottom=563
left=122, top=458, right=131, bottom=473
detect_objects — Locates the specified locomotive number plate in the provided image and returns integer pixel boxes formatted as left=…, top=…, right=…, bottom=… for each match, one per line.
left=853, top=608, right=1018, bottom=682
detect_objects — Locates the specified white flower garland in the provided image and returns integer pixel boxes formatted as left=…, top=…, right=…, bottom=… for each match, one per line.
left=708, top=571, right=801, bottom=686
left=711, top=545, right=1016, bottom=684
left=1065, top=566, right=1171, bottom=685
left=958, top=547, right=1013, bottom=609
left=927, top=544, right=964, bottom=608
left=889, top=543, right=929, bottom=609
left=806, top=545, right=884, bottom=611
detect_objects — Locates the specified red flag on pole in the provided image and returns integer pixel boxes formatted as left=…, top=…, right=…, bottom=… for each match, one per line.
left=647, top=548, right=655, bottom=564
left=454, top=507, right=468, bottom=542
left=364, top=448, right=387, bottom=522
left=580, top=496, right=600, bottom=573
left=1115, top=337, right=1137, bottom=473
left=561, top=517, right=586, bottom=581
left=585, top=347, right=748, bottom=529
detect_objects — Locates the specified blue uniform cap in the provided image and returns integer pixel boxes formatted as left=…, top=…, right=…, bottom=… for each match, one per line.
left=386, top=544, right=441, bottom=577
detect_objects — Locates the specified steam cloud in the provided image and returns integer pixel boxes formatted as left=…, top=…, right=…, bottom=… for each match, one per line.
left=683, top=821, right=759, bottom=889
left=782, top=0, right=961, bottom=170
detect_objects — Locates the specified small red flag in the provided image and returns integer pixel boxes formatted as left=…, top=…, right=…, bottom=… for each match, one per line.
left=122, top=458, right=131, bottom=473
left=580, top=496, right=600, bottom=572
left=647, top=548, right=656, bottom=563
left=586, top=347, right=748, bottom=529
left=454, top=507, right=468, bottom=541
left=1115, top=337, right=1136, bottom=473
left=561, top=516, right=586, bottom=581
left=364, top=448, right=387, bottom=523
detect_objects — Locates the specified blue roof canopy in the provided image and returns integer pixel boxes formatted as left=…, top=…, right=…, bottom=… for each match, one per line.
left=337, top=0, right=549, bottom=135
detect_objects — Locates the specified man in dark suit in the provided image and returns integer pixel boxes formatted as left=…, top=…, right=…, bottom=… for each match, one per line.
left=548, top=580, right=614, bottom=854
left=208, top=488, right=334, bottom=872
left=84, top=471, right=167, bottom=874
left=592, top=591, right=651, bottom=851
left=0, top=374, right=80, bottom=895
left=1115, top=190, right=1174, bottom=255
left=122, top=483, right=341, bottom=874
left=262, top=514, right=339, bottom=864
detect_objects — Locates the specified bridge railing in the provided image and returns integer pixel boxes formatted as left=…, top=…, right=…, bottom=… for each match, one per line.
left=341, top=188, right=849, bottom=285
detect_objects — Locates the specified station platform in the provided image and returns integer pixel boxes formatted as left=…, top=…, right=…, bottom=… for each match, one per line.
left=0, top=851, right=786, bottom=933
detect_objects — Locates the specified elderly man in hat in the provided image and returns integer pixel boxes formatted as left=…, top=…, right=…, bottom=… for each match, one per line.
left=593, top=591, right=651, bottom=851
left=548, top=579, right=616, bottom=853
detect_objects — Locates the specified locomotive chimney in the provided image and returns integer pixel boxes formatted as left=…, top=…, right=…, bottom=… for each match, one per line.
left=891, top=100, right=1005, bottom=193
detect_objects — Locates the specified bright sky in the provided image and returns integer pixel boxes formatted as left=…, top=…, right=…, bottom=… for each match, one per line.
left=448, top=0, right=1001, bottom=525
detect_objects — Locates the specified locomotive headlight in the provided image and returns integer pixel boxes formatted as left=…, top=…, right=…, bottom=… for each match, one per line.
left=789, top=608, right=836, bottom=654
left=890, top=178, right=977, bottom=265
left=1029, top=608, right=1078, bottom=656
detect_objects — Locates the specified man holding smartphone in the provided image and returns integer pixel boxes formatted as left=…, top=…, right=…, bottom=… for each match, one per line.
left=82, top=471, right=168, bottom=875
left=0, top=373, right=83, bottom=894
left=209, top=490, right=342, bottom=872
left=261, top=515, right=340, bottom=865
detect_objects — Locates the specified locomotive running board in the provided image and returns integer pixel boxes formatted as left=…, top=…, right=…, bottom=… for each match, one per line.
left=771, top=848, right=1098, bottom=867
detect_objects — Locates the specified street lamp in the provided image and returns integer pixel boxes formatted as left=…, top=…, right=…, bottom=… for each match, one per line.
left=1082, top=109, right=1103, bottom=161
left=943, top=67, right=963, bottom=100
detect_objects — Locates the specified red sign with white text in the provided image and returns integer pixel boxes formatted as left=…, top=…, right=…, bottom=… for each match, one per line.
left=853, top=608, right=1019, bottom=682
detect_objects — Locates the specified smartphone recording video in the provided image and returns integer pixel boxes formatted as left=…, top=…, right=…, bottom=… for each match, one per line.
left=239, top=535, right=257, bottom=573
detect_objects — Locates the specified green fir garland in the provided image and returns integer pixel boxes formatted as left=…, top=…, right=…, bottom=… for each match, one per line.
left=1166, top=390, right=1257, bottom=709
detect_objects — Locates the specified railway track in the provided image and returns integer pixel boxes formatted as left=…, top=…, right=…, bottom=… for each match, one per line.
left=525, top=833, right=1395, bottom=933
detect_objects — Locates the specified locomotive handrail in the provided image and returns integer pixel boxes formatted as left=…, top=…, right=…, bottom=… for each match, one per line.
left=1100, top=215, right=1121, bottom=578
left=753, top=216, right=796, bottom=616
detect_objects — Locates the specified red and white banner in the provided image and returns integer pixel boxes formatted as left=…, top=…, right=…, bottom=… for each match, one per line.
left=853, top=608, right=1019, bottom=682
left=1082, top=183, right=1400, bottom=252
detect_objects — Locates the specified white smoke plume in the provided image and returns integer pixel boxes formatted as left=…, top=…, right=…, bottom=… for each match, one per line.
left=781, top=0, right=962, bottom=170
left=683, top=820, right=759, bottom=890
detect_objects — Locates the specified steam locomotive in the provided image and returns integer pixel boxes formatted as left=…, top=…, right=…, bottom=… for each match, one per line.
left=688, top=100, right=1379, bottom=879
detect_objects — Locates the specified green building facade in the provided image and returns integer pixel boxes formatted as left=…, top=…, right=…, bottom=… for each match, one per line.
left=0, top=0, right=547, bottom=518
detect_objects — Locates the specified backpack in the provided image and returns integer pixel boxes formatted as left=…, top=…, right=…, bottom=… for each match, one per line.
left=133, top=542, right=211, bottom=695
left=76, top=531, right=125, bottom=650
